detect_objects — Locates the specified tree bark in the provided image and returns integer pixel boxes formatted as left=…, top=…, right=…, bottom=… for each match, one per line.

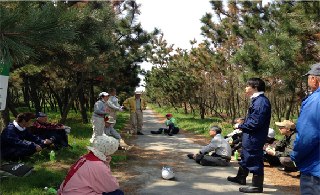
left=77, top=72, right=88, bottom=123
left=29, top=76, right=41, bottom=112
left=60, top=73, right=86, bottom=124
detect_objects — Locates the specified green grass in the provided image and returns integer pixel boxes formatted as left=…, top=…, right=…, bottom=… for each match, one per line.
left=148, top=104, right=287, bottom=140
left=1, top=107, right=130, bottom=195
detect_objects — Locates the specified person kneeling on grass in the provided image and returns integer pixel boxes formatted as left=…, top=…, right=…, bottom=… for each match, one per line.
left=187, top=125, right=231, bottom=166
left=57, top=135, right=124, bottom=195
left=1, top=112, right=52, bottom=161
left=151, top=113, right=179, bottom=136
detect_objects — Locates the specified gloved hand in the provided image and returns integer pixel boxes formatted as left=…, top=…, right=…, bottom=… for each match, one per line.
left=119, top=108, right=124, bottom=113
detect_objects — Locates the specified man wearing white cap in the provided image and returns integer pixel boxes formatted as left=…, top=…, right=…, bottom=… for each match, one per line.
left=57, top=136, right=124, bottom=195
left=123, top=90, right=147, bottom=135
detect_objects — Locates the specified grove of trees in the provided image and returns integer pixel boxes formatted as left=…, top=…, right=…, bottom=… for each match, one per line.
left=144, top=1, right=319, bottom=124
left=0, top=0, right=159, bottom=129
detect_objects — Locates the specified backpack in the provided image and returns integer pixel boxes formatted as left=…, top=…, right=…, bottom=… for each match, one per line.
left=0, top=162, right=34, bottom=177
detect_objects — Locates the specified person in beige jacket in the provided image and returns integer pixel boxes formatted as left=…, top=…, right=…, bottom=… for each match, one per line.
left=123, top=90, right=147, bottom=135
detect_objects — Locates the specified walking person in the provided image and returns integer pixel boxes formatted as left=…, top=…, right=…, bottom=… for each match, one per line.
left=106, top=88, right=124, bottom=127
left=291, top=63, right=320, bottom=195
left=227, top=78, right=271, bottom=193
left=123, top=90, right=147, bottom=135
left=90, top=92, right=110, bottom=143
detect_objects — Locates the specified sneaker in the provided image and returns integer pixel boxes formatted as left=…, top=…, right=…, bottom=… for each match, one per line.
left=151, top=131, right=160, bottom=134
left=168, top=130, right=173, bottom=136
left=187, top=154, right=194, bottom=159
left=137, top=132, right=144, bottom=135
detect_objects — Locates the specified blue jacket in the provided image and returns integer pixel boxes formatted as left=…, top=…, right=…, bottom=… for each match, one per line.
left=291, top=87, right=320, bottom=177
left=238, top=94, right=271, bottom=175
left=1, top=122, right=45, bottom=158
left=239, top=94, right=272, bottom=152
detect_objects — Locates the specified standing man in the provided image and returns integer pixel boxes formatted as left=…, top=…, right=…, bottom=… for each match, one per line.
left=106, top=88, right=124, bottom=127
left=123, top=90, right=147, bottom=135
left=227, top=78, right=271, bottom=193
left=291, top=63, right=320, bottom=195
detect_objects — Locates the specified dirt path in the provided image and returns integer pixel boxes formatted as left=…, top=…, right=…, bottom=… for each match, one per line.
left=113, top=108, right=300, bottom=195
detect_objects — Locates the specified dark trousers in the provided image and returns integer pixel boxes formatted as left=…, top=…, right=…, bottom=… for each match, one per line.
left=40, top=130, right=68, bottom=144
left=102, top=189, right=124, bottom=195
left=2, top=146, right=37, bottom=161
left=300, top=174, right=320, bottom=195
left=263, top=152, right=281, bottom=166
left=157, top=123, right=179, bottom=134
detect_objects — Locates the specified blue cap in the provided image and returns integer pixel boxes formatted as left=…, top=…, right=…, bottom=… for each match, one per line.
left=35, top=112, right=49, bottom=118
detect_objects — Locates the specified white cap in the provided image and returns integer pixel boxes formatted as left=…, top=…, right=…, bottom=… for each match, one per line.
left=99, top=92, right=109, bottom=97
left=135, top=90, right=142, bottom=94
left=268, top=128, right=275, bottom=138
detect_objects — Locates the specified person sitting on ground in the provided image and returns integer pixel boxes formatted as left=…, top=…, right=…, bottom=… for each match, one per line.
left=263, top=128, right=279, bottom=164
left=229, top=131, right=243, bottom=156
left=29, top=112, right=71, bottom=149
left=1, top=112, right=52, bottom=161
left=187, top=125, right=231, bottom=166
left=224, top=117, right=245, bottom=142
left=265, top=120, right=298, bottom=172
left=151, top=113, right=179, bottom=136
left=57, top=136, right=124, bottom=195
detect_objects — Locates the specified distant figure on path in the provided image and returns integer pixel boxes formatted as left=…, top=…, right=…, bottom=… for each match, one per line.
left=123, top=90, right=147, bottom=135
left=151, top=113, right=179, bottom=136
left=291, top=62, right=320, bottom=195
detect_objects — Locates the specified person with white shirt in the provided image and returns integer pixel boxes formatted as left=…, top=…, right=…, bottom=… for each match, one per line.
left=187, top=125, right=231, bottom=166
left=1, top=112, right=52, bottom=161
left=106, top=88, right=124, bottom=127
left=227, top=78, right=272, bottom=193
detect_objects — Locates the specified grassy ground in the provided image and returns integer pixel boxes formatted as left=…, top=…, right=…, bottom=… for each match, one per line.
left=0, top=107, right=130, bottom=195
left=148, top=104, right=285, bottom=140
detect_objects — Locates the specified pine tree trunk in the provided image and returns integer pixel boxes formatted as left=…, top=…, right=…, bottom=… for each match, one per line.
left=77, top=72, right=88, bottom=123
left=60, top=73, right=86, bottom=124
left=29, top=76, right=41, bottom=112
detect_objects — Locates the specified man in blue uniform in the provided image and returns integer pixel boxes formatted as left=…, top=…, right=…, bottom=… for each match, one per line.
left=291, top=63, right=320, bottom=195
left=227, top=78, right=271, bottom=193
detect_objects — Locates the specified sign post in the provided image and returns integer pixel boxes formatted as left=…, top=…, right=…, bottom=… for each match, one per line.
left=0, top=59, right=10, bottom=110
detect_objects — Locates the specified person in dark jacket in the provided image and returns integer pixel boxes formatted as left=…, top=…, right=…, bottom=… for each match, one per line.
left=30, top=112, right=71, bottom=149
left=263, top=128, right=279, bottom=165
left=1, top=112, right=52, bottom=161
left=227, top=78, right=271, bottom=193
left=266, top=120, right=297, bottom=172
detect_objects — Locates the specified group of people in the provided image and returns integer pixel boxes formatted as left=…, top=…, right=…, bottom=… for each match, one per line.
left=1, top=63, right=319, bottom=194
left=185, top=63, right=320, bottom=194
left=1, top=112, right=72, bottom=162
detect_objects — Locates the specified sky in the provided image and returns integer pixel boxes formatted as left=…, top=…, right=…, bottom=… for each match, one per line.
left=135, top=0, right=216, bottom=91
